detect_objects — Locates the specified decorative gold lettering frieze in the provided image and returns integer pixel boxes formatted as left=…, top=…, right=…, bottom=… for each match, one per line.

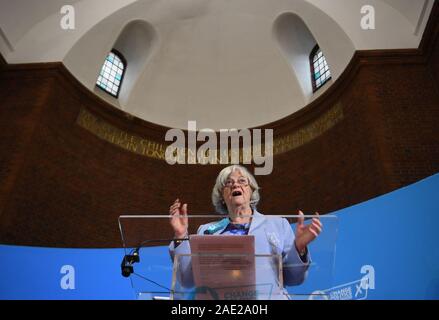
left=273, top=103, right=344, bottom=154
left=76, top=108, right=167, bottom=160
left=76, top=103, right=343, bottom=161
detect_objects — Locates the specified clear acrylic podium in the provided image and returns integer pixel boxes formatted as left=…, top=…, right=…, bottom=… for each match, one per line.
left=118, top=214, right=338, bottom=300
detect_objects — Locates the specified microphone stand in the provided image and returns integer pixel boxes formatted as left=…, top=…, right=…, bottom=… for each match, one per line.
left=121, top=237, right=190, bottom=277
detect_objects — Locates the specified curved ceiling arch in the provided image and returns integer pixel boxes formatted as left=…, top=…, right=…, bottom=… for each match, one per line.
left=2, top=0, right=139, bottom=62
left=306, top=0, right=431, bottom=49
left=379, top=0, right=432, bottom=32
left=63, top=0, right=358, bottom=130
left=273, top=8, right=354, bottom=102
left=1, top=0, right=430, bottom=62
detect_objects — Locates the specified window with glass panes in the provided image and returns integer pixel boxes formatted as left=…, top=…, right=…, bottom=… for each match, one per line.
left=310, top=45, right=331, bottom=92
left=96, top=50, right=126, bottom=97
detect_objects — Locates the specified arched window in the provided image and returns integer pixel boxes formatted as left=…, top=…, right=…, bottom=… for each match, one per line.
left=310, top=45, right=331, bottom=92
left=96, top=50, right=126, bottom=98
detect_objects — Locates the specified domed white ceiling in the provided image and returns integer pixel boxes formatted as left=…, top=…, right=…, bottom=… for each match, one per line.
left=0, top=0, right=434, bottom=130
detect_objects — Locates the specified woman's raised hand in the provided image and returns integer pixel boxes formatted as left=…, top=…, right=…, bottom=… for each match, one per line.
left=169, top=198, right=189, bottom=238
left=294, top=210, right=322, bottom=252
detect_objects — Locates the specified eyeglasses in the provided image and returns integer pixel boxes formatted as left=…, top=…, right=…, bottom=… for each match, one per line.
left=224, top=177, right=249, bottom=188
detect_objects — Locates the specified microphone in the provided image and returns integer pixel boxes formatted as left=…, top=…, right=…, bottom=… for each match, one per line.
left=121, top=237, right=189, bottom=277
left=121, top=251, right=139, bottom=277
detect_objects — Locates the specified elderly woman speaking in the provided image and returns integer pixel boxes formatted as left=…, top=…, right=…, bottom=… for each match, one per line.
left=169, top=164, right=322, bottom=298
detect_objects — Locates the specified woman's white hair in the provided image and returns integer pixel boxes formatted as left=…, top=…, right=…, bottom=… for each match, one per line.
left=211, top=165, right=260, bottom=214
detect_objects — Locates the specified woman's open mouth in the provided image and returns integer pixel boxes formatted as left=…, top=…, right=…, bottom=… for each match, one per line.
left=232, top=190, right=242, bottom=197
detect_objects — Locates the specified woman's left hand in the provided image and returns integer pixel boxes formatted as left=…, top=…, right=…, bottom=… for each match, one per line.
left=294, top=210, right=322, bottom=252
